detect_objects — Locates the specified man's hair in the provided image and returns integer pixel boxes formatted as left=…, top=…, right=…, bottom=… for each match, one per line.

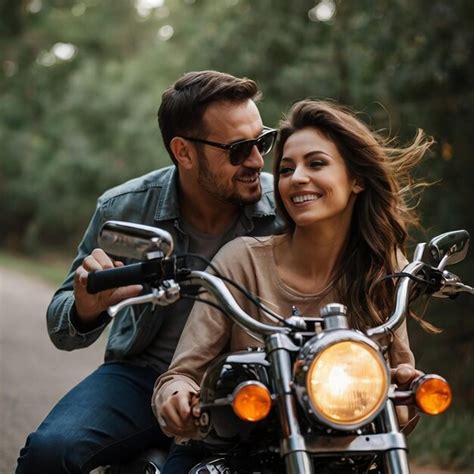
left=158, top=70, right=261, bottom=164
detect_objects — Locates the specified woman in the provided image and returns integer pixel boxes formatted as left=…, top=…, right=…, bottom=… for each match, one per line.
left=153, top=99, right=430, bottom=470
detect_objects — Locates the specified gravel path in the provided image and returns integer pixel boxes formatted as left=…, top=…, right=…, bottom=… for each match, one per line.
left=0, top=266, right=104, bottom=473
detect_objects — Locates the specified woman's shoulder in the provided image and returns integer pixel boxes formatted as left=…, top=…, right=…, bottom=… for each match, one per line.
left=211, top=235, right=280, bottom=269
left=394, top=248, right=409, bottom=272
left=220, top=234, right=276, bottom=253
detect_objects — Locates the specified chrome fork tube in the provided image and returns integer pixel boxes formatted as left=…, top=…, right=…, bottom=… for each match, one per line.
left=380, top=400, right=411, bottom=474
left=267, top=334, right=314, bottom=474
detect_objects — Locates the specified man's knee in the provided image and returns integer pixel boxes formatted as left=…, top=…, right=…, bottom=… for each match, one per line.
left=17, top=429, right=86, bottom=473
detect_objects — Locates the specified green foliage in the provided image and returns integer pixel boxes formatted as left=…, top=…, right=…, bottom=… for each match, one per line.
left=409, top=409, right=474, bottom=470
left=2, top=0, right=472, bottom=250
left=0, top=250, right=69, bottom=286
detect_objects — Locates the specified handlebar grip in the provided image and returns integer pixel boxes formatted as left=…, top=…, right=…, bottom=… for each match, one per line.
left=86, top=263, right=148, bottom=294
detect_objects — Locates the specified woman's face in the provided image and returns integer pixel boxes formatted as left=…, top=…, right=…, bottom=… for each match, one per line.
left=277, top=127, right=363, bottom=229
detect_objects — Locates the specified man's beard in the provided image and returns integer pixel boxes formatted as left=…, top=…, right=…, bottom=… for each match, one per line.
left=197, top=154, right=262, bottom=206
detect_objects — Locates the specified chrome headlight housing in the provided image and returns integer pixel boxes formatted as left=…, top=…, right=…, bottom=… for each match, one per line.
left=294, top=330, right=389, bottom=431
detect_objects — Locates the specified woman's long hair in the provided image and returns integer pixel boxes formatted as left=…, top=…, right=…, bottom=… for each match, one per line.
left=273, top=99, right=433, bottom=330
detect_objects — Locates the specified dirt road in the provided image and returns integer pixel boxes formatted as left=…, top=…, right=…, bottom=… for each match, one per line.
left=0, top=266, right=466, bottom=473
left=0, top=266, right=104, bottom=473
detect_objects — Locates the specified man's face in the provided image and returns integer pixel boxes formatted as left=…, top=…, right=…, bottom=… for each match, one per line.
left=195, top=100, right=266, bottom=206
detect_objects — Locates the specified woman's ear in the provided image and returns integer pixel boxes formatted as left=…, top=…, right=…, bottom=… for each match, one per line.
left=352, top=179, right=365, bottom=194
left=170, top=137, right=194, bottom=169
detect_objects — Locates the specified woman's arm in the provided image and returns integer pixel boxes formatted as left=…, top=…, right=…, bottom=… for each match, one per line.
left=152, top=238, right=254, bottom=438
left=390, top=320, right=422, bottom=433
left=152, top=298, right=232, bottom=437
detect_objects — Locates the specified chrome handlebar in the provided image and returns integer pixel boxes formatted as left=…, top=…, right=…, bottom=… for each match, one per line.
left=367, top=261, right=426, bottom=341
left=187, top=271, right=292, bottom=338
left=106, top=257, right=471, bottom=341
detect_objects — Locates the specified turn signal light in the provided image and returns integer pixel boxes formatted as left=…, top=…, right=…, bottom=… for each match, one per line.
left=415, top=375, right=452, bottom=415
left=232, top=382, right=272, bottom=422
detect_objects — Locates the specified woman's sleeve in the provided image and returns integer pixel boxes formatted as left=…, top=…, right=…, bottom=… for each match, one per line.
left=152, top=238, right=249, bottom=421
left=152, top=299, right=233, bottom=419
left=389, top=320, right=415, bottom=368
left=388, top=248, right=415, bottom=368
left=389, top=248, right=421, bottom=432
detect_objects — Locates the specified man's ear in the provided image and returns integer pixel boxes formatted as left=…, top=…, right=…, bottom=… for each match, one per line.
left=170, top=137, right=194, bottom=169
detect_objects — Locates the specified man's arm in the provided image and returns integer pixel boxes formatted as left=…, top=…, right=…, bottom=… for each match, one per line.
left=46, top=201, right=142, bottom=351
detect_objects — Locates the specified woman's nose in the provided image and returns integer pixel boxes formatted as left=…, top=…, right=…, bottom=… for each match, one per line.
left=291, top=165, right=310, bottom=183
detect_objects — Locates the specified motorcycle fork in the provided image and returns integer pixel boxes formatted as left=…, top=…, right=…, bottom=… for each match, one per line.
left=266, top=333, right=314, bottom=474
left=378, top=400, right=411, bottom=474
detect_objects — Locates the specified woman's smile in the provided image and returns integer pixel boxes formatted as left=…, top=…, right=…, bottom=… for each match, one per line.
left=290, top=192, right=323, bottom=205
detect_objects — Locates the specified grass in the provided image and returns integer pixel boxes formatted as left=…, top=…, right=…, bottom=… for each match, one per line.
left=409, top=409, right=473, bottom=471
left=0, top=251, right=70, bottom=287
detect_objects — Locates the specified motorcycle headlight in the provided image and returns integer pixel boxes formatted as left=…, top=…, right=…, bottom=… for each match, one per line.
left=295, top=333, right=389, bottom=430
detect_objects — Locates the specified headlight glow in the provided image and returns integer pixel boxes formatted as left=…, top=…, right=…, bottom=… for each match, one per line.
left=306, top=340, right=388, bottom=426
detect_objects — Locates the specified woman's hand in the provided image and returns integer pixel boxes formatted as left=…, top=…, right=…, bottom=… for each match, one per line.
left=390, top=363, right=423, bottom=389
left=158, top=389, right=201, bottom=437
left=391, top=363, right=423, bottom=433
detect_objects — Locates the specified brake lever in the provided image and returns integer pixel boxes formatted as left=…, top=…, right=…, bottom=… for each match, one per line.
left=107, top=280, right=181, bottom=317
left=432, top=270, right=474, bottom=298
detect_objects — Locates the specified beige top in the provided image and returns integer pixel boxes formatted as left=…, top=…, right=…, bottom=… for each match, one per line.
left=152, top=235, right=415, bottom=434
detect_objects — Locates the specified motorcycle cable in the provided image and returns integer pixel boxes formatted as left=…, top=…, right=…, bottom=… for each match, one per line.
left=178, top=253, right=299, bottom=329
left=375, top=271, right=433, bottom=288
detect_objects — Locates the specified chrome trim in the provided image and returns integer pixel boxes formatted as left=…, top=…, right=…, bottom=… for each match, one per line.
left=305, top=432, right=407, bottom=454
left=380, top=401, right=411, bottom=473
left=266, top=333, right=315, bottom=473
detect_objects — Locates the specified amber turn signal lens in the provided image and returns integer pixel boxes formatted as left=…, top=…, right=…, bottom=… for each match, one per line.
left=415, top=376, right=452, bottom=415
left=232, top=382, right=272, bottom=422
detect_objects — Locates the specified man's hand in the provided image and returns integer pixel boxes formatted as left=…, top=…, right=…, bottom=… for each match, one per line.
left=390, top=363, right=424, bottom=389
left=158, top=390, right=200, bottom=437
left=73, top=248, right=143, bottom=324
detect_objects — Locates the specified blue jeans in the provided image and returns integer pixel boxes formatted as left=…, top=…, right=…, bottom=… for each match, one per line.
left=16, top=363, right=170, bottom=473
left=161, top=442, right=211, bottom=474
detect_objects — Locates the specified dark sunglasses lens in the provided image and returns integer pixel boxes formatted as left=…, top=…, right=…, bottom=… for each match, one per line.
left=257, top=131, right=276, bottom=155
left=230, top=142, right=254, bottom=165
left=229, top=131, right=276, bottom=165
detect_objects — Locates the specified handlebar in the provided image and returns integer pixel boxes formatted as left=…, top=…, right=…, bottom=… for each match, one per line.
left=87, top=262, right=149, bottom=294
left=367, top=261, right=425, bottom=341
left=187, top=271, right=291, bottom=338
left=87, top=250, right=471, bottom=340
left=86, top=257, right=178, bottom=294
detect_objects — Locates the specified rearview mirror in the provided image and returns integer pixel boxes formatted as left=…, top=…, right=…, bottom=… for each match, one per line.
left=428, top=229, right=470, bottom=269
left=98, top=221, right=174, bottom=260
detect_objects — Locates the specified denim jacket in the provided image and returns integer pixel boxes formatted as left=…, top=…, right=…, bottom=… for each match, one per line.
left=46, top=166, right=284, bottom=363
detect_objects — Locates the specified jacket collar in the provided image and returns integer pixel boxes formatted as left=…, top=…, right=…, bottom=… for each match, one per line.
left=154, top=166, right=180, bottom=221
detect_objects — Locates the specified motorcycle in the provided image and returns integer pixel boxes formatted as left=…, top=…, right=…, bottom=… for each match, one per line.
left=88, top=221, right=473, bottom=473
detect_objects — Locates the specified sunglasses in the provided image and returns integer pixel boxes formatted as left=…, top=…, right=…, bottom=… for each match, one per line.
left=181, top=126, right=278, bottom=166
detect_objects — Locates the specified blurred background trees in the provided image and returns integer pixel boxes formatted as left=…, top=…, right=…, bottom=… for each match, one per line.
left=1, top=0, right=473, bottom=467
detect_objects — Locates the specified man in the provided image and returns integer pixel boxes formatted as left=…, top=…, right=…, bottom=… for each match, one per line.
left=16, top=70, right=283, bottom=473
